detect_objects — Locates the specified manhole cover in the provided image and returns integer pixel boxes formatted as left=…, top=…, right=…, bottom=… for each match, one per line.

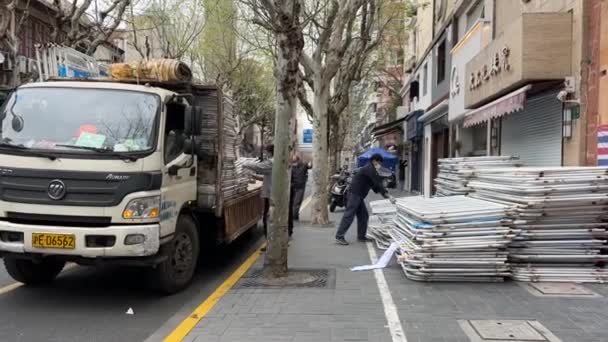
left=530, top=283, right=595, bottom=295
left=471, top=320, right=547, bottom=341
left=459, top=320, right=562, bottom=342
left=520, top=282, right=601, bottom=298
left=236, top=268, right=336, bottom=289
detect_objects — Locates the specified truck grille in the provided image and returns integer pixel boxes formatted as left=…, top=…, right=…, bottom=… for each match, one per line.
left=5, top=212, right=112, bottom=227
left=0, top=168, right=161, bottom=207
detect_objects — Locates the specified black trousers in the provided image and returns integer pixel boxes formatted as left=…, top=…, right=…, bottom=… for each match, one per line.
left=291, top=187, right=305, bottom=219
left=263, top=194, right=294, bottom=238
left=335, top=193, right=368, bottom=240
left=288, top=187, right=294, bottom=236
left=263, top=198, right=270, bottom=237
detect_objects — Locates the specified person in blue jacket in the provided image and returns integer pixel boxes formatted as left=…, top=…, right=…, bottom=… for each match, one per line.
left=335, top=154, right=395, bottom=245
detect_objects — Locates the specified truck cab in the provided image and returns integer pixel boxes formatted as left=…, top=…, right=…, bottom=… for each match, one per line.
left=0, top=80, right=261, bottom=293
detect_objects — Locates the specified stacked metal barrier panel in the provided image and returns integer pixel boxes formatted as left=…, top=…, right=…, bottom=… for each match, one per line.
left=367, top=200, right=398, bottom=249
left=435, top=156, right=522, bottom=196
left=468, top=167, right=608, bottom=283
left=36, top=44, right=107, bottom=81
left=196, top=89, right=251, bottom=207
left=390, top=196, right=520, bottom=282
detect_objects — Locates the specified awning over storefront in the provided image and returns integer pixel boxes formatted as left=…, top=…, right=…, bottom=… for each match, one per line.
left=463, top=85, right=531, bottom=128
left=407, top=110, right=424, bottom=141
left=418, top=99, right=449, bottom=123
left=371, top=116, right=407, bottom=139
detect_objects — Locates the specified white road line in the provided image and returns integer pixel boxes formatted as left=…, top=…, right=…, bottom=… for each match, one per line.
left=0, top=282, right=23, bottom=295
left=300, top=196, right=312, bottom=213
left=366, top=242, right=408, bottom=342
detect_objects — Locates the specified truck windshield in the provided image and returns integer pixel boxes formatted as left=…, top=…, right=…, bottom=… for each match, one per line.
left=0, top=87, right=159, bottom=154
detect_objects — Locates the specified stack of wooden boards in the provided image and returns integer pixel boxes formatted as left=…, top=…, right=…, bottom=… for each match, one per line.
left=434, top=156, right=522, bottom=196
left=468, top=167, right=608, bottom=283
left=390, top=196, right=520, bottom=282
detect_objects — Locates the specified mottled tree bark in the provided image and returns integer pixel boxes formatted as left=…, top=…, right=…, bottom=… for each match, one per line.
left=257, top=0, right=304, bottom=278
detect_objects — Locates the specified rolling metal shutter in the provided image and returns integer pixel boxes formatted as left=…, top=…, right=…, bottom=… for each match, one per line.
left=500, top=91, right=562, bottom=166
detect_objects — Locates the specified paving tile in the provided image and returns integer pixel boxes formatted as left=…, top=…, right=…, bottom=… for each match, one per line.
left=183, top=195, right=608, bottom=342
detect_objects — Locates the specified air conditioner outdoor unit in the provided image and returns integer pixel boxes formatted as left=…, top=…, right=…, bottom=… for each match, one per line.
left=28, top=59, right=39, bottom=74
left=17, top=56, right=27, bottom=74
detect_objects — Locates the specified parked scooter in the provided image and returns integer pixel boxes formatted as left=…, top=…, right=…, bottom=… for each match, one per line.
left=329, top=169, right=351, bottom=212
left=329, top=167, right=393, bottom=212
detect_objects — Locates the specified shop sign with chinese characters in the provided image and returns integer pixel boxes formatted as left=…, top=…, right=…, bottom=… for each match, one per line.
left=469, top=46, right=512, bottom=91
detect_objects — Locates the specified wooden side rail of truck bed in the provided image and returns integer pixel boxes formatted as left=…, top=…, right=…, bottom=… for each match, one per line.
left=222, top=187, right=264, bottom=243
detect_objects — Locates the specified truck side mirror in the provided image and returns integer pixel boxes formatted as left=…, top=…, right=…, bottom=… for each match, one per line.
left=184, top=105, right=193, bottom=135
left=12, top=114, right=24, bottom=132
left=183, top=137, right=208, bottom=161
left=184, top=106, right=203, bottom=136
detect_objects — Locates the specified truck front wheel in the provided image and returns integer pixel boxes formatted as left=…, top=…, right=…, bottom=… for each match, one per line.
left=153, top=215, right=200, bottom=294
left=3, top=258, right=65, bottom=285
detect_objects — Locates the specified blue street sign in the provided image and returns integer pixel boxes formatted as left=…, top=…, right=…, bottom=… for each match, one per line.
left=303, top=129, right=313, bottom=143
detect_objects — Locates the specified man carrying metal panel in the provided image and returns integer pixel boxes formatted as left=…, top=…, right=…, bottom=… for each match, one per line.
left=335, top=154, right=395, bottom=245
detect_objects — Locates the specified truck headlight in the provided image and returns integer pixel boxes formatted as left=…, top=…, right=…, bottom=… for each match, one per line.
left=122, top=196, right=160, bottom=219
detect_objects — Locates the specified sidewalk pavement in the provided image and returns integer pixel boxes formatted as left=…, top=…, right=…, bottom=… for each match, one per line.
left=182, top=192, right=608, bottom=342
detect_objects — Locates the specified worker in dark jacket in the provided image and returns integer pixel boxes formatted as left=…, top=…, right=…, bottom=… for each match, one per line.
left=290, top=153, right=310, bottom=221
left=335, top=154, right=395, bottom=245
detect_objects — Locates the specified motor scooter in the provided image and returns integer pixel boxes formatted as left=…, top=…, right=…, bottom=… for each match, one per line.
left=329, top=170, right=351, bottom=212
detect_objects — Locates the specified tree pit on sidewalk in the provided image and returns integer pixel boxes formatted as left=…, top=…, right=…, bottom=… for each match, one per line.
left=238, top=268, right=336, bottom=289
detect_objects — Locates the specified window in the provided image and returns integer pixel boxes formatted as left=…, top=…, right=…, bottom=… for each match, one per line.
left=164, top=101, right=187, bottom=163
left=472, top=123, right=487, bottom=155
left=452, top=17, right=460, bottom=43
left=395, top=48, right=404, bottom=66
left=466, top=0, right=485, bottom=31
left=1, top=88, right=159, bottom=155
left=437, top=40, right=446, bottom=84
left=422, top=64, right=428, bottom=96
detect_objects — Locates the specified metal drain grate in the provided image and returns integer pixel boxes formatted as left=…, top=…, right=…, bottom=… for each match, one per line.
left=236, top=268, right=336, bottom=289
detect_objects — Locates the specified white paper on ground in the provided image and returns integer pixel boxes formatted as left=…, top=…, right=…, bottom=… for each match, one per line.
left=351, top=242, right=400, bottom=271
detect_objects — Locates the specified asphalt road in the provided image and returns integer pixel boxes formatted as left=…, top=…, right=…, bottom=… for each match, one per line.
left=0, top=228, right=264, bottom=342
left=0, top=263, right=12, bottom=287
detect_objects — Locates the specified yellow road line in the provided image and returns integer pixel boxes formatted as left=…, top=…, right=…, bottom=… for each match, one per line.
left=163, top=243, right=266, bottom=342
left=0, top=263, right=78, bottom=296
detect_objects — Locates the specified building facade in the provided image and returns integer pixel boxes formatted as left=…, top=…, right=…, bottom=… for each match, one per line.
left=0, top=0, right=125, bottom=87
left=463, top=2, right=581, bottom=167
left=399, top=0, right=592, bottom=198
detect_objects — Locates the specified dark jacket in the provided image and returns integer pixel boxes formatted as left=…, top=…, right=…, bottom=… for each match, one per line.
left=291, top=161, right=309, bottom=189
left=349, top=163, right=388, bottom=198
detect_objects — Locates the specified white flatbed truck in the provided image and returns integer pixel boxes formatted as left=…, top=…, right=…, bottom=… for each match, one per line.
left=0, top=79, right=263, bottom=293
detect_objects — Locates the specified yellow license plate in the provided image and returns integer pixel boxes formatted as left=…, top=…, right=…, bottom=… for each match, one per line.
left=32, top=233, right=76, bottom=249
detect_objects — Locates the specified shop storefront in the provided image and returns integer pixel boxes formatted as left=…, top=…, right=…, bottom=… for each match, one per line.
left=463, top=13, right=572, bottom=165
left=500, top=90, right=563, bottom=166
left=449, top=18, right=492, bottom=157
left=418, top=100, right=448, bottom=197
left=406, top=110, right=424, bottom=193
left=371, top=117, right=407, bottom=189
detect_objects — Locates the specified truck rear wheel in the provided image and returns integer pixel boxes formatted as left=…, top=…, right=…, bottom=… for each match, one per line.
left=153, top=215, right=200, bottom=294
left=4, top=258, right=65, bottom=285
